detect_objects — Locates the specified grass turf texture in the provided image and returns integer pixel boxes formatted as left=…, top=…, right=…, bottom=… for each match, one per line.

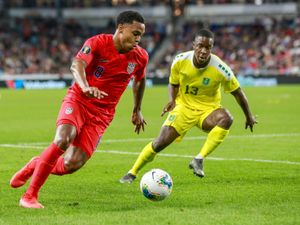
left=0, top=85, right=299, bottom=225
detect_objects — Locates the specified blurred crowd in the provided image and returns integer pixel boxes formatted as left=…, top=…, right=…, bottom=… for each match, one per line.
left=0, top=16, right=299, bottom=77
left=0, top=18, right=166, bottom=75
left=4, top=0, right=168, bottom=8
left=153, top=16, right=300, bottom=77
left=4, top=0, right=298, bottom=8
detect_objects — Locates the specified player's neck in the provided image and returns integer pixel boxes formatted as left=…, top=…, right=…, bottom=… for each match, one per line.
left=113, top=33, right=128, bottom=54
left=193, top=55, right=211, bottom=69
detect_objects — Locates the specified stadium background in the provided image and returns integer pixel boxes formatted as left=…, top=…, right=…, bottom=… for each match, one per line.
left=1, top=1, right=300, bottom=225
left=0, top=0, right=299, bottom=88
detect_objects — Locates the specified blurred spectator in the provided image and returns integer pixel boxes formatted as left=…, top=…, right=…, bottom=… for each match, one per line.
left=0, top=17, right=166, bottom=75
left=5, top=0, right=171, bottom=8
left=1, top=16, right=299, bottom=77
left=5, top=0, right=299, bottom=8
left=154, top=16, right=300, bottom=77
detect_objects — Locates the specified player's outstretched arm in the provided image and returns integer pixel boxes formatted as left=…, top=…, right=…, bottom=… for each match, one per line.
left=231, top=87, right=257, bottom=132
left=161, top=84, right=179, bottom=117
left=132, top=77, right=147, bottom=134
left=70, top=59, right=108, bottom=99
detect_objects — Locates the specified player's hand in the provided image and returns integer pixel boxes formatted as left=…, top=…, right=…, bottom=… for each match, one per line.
left=82, top=87, right=108, bottom=99
left=245, top=114, right=258, bottom=132
left=161, top=101, right=176, bottom=117
left=132, top=110, right=147, bottom=134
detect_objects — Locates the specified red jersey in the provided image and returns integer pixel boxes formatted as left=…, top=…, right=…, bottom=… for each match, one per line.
left=66, top=34, right=148, bottom=115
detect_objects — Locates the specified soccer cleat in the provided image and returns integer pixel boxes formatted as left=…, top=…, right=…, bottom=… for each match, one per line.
left=10, top=157, right=39, bottom=188
left=189, top=158, right=205, bottom=178
left=19, top=194, right=44, bottom=209
left=119, top=173, right=136, bottom=184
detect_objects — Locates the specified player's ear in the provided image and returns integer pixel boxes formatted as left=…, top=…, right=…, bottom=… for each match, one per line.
left=192, top=41, right=196, bottom=48
left=210, top=39, right=214, bottom=47
left=118, top=24, right=124, bottom=33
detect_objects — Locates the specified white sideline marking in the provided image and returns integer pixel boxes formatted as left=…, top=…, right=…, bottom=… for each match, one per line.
left=1, top=143, right=299, bottom=166
left=9, top=132, right=300, bottom=145
left=102, top=133, right=300, bottom=143
left=0, top=144, right=43, bottom=150
left=98, top=150, right=300, bottom=165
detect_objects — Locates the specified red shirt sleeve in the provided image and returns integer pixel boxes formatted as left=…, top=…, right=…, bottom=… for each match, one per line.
left=75, top=36, right=101, bottom=66
left=134, top=49, right=149, bottom=81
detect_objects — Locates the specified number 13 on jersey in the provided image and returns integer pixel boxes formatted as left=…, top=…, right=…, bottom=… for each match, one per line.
left=185, top=85, right=199, bottom=95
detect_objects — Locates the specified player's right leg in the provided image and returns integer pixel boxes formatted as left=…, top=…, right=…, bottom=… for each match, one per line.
left=19, top=124, right=77, bottom=209
left=10, top=156, right=39, bottom=188
left=120, top=125, right=179, bottom=183
left=10, top=146, right=88, bottom=188
left=189, top=108, right=232, bottom=177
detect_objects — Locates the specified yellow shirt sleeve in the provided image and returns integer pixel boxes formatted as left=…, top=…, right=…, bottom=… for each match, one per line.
left=218, top=60, right=240, bottom=93
left=169, top=55, right=181, bottom=85
left=223, top=75, right=240, bottom=93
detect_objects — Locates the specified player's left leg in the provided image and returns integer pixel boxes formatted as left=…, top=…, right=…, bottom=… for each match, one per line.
left=190, top=108, right=233, bottom=177
left=133, top=125, right=180, bottom=174
left=120, top=125, right=180, bottom=183
left=51, top=146, right=89, bottom=175
left=51, top=113, right=105, bottom=176
left=128, top=105, right=195, bottom=179
left=121, top=104, right=197, bottom=183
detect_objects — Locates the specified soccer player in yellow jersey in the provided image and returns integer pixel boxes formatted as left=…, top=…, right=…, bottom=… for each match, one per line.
left=120, top=28, right=257, bottom=183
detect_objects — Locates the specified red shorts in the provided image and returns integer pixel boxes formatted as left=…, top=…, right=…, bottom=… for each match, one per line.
left=56, top=99, right=113, bottom=157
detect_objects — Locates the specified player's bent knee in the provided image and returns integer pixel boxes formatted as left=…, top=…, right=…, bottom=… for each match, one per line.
left=152, top=138, right=171, bottom=152
left=152, top=142, right=164, bottom=152
left=222, top=115, right=233, bottom=128
left=54, top=137, right=73, bottom=150
left=64, top=158, right=85, bottom=172
left=217, top=110, right=234, bottom=129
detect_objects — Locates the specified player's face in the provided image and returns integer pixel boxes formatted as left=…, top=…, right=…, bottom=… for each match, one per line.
left=193, top=36, right=213, bottom=66
left=118, top=21, right=145, bottom=52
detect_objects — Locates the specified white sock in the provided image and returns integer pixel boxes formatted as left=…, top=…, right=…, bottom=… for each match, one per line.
left=195, top=153, right=203, bottom=159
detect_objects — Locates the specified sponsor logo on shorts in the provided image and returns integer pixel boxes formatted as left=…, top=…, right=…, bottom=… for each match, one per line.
left=65, top=107, right=73, bottom=115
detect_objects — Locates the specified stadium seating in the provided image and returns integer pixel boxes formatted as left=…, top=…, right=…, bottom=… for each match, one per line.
left=0, top=1, right=299, bottom=77
left=0, top=18, right=167, bottom=75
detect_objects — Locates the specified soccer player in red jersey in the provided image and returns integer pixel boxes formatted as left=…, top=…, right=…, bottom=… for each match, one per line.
left=10, top=10, right=148, bottom=208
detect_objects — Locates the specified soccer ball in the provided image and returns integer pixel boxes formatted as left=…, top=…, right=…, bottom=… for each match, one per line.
left=140, top=169, right=173, bottom=201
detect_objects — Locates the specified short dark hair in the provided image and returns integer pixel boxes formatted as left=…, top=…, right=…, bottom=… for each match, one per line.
left=196, top=29, right=214, bottom=40
left=116, top=11, right=144, bottom=25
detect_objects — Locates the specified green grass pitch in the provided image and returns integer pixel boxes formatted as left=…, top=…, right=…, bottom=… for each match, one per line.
left=0, top=85, right=299, bottom=225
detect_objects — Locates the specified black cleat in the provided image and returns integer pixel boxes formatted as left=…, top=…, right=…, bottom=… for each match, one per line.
left=119, top=173, right=136, bottom=184
left=189, top=158, right=205, bottom=178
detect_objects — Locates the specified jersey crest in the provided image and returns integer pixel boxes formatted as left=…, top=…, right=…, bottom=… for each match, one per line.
left=202, top=77, right=210, bottom=85
left=65, top=107, right=73, bottom=115
left=127, top=62, right=136, bottom=74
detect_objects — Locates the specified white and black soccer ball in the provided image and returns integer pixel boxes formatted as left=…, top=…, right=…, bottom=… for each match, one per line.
left=140, top=169, right=173, bottom=201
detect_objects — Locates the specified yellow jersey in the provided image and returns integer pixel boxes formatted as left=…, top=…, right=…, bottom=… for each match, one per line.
left=169, top=51, right=240, bottom=109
